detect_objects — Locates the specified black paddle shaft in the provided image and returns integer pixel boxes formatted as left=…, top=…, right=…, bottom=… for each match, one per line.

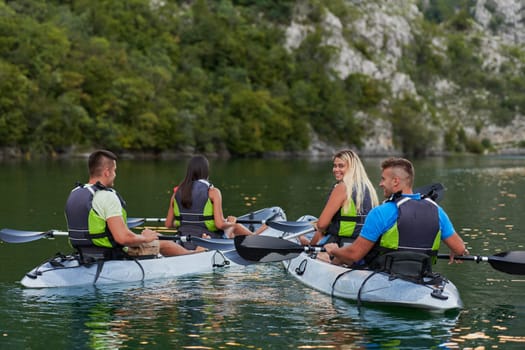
left=438, top=251, right=525, bottom=275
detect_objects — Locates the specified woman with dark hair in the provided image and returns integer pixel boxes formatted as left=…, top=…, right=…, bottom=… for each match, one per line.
left=165, top=155, right=256, bottom=247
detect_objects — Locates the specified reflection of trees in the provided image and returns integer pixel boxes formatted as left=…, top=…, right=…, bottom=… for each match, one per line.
left=84, top=302, right=125, bottom=349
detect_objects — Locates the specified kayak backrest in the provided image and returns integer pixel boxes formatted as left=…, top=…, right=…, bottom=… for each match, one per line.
left=372, top=251, right=432, bottom=283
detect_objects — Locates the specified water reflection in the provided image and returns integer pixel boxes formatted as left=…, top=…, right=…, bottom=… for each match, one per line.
left=3, top=264, right=524, bottom=349
left=324, top=298, right=460, bottom=349
left=450, top=304, right=525, bottom=348
left=2, top=156, right=525, bottom=349
left=7, top=266, right=462, bottom=350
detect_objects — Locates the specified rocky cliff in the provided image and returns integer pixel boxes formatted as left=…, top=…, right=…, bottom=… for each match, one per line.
left=286, top=0, right=525, bottom=155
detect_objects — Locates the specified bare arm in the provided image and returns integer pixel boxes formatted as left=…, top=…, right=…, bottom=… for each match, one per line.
left=309, top=183, right=346, bottom=245
left=443, top=232, right=469, bottom=263
left=324, top=236, right=375, bottom=265
left=208, top=187, right=234, bottom=231
left=107, top=216, right=157, bottom=247
left=165, top=194, right=175, bottom=228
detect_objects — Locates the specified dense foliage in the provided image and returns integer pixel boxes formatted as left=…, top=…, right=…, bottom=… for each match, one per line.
left=0, top=0, right=523, bottom=157
left=0, top=0, right=370, bottom=156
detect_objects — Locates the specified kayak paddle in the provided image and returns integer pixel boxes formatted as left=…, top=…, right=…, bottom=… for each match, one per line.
left=235, top=235, right=525, bottom=275
left=158, top=235, right=235, bottom=250
left=0, top=227, right=230, bottom=250
left=234, top=235, right=325, bottom=263
left=161, top=227, right=316, bottom=257
left=127, top=217, right=313, bottom=234
left=0, top=217, right=150, bottom=244
left=437, top=251, right=525, bottom=275
left=0, top=228, right=68, bottom=243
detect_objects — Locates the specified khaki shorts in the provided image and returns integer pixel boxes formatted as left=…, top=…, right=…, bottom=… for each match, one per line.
left=125, top=240, right=160, bottom=256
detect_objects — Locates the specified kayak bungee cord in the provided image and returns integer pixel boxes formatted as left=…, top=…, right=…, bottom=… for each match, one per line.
left=212, top=250, right=230, bottom=268
left=355, top=270, right=377, bottom=307
left=93, top=260, right=104, bottom=285
left=25, top=253, right=71, bottom=279
left=92, top=258, right=147, bottom=285
left=132, top=259, right=146, bottom=281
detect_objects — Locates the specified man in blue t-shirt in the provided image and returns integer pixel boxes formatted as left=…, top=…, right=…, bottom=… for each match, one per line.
left=323, top=157, right=468, bottom=266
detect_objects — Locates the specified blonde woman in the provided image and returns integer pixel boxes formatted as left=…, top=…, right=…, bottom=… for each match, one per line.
left=301, top=149, right=379, bottom=246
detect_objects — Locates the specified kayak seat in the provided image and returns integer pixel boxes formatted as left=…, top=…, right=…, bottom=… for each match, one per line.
left=75, top=246, right=160, bottom=265
left=78, top=250, right=159, bottom=266
left=372, top=251, right=433, bottom=284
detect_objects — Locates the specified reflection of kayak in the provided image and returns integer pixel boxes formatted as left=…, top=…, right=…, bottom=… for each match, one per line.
left=328, top=297, right=460, bottom=347
left=282, top=215, right=463, bottom=311
left=20, top=207, right=286, bottom=288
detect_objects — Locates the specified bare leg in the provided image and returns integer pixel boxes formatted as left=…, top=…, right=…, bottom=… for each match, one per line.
left=231, top=223, right=253, bottom=236
left=159, top=240, right=204, bottom=256
left=254, top=224, right=268, bottom=235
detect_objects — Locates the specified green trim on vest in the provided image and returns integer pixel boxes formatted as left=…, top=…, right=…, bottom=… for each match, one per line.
left=338, top=199, right=358, bottom=237
left=88, top=207, right=127, bottom=248
left=379, top=224, right=399, bottom=249
left=173, top=200, right=181, bottom=228
left=203, top=199, right=217, bottom=232
left=379, top=224, right=441, bottom=252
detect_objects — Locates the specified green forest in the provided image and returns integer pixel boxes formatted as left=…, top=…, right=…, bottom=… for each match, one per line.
left=1, top=0, right=524, bottom=157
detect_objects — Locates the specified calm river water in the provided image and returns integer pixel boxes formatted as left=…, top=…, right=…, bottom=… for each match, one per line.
left=1, top=155, right=524, bottom=349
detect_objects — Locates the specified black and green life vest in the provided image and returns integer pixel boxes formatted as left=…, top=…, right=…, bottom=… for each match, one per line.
left=325, top=184, right=370, bottom=239
left=65, top=182, right=127, bottom=252
left=173, top=179, right=218, bottom=236
left=365, top=193, right=441, bottom=268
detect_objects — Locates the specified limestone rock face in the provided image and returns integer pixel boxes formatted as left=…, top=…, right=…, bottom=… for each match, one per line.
left=288, top=0, right=525, bottom=155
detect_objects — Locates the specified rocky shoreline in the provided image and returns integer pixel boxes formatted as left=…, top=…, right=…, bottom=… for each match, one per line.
left=2, top=143, right=524, bottom=162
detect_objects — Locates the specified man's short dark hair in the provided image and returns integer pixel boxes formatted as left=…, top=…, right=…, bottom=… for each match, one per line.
left=88, top=149, right=117, bottom=176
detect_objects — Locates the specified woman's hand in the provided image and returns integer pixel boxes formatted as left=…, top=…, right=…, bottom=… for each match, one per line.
left=226, top=216, right=237, bottom=223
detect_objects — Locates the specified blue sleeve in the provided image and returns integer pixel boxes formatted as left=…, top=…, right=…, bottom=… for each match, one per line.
left=438, top=207, right=455, bottom=239
left=359, top=203, right=398, bottom=242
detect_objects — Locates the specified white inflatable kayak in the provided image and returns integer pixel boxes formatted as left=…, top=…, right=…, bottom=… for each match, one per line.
left=21, top=249, right=233, bottom=288
left=282, top=250, right=463, bottom=311
left=6, top=207, right=287, bottom=288
left=234, top=214, right=463, bottom=312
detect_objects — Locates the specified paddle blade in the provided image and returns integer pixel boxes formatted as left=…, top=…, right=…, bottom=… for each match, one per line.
left=489, top=251, right=525, bottom=275
left=414, top=183, right=445, bottom=203
left=0, top=228, right=52, bottom=243
left=191, top=236, right=235, bottom=251
left=234, top=235, right=305, bottom=263
left=266, top=221, right=314, bottom=233
left=126, top=218, right=145, bottom=228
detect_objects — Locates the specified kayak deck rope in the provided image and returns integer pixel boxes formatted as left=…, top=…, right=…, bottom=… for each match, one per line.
left=25, top=252, right=77, bottom=279
left=94, top=259, right=145, bottom=284
left=295, top=259, right=308, bottom=275
left=90, top=257, right=146, bottom=285
left=212, top=250, right=230, bottom=267
left=331, top=269, right=373, bottom=307
left=133, top=259, right=146, bottom=281
left=93, top=260, right=105, bottom=284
